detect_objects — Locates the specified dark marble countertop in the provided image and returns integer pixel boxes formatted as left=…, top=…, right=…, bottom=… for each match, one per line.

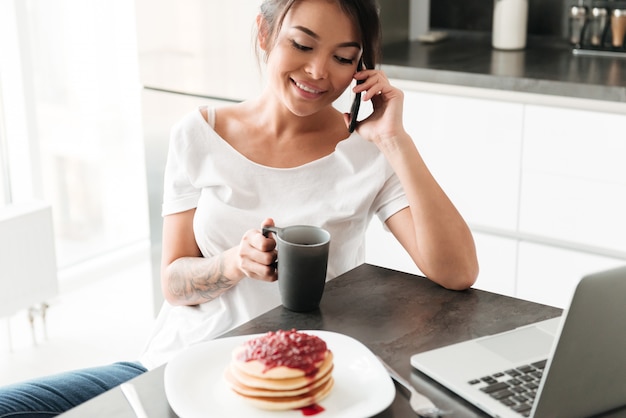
left=59, top=264, right=564, bottom=418
left=381, top=31, right=626, bottom=104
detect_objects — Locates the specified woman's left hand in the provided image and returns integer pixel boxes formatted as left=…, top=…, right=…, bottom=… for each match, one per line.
left=346, top=69, right=406, bottom=145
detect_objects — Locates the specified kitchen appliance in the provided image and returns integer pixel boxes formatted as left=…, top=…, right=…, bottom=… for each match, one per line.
left=378, top=0, right=443, bottom=45
left=134, top=0, right=264, bottom=314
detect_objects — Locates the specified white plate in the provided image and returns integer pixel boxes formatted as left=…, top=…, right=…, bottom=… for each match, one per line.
left=164, top=330, right=395, bottom=418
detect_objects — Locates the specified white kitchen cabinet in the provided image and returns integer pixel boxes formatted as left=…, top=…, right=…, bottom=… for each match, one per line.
left=516, top=242, right=625, bottom=308
left=365, top=90, right=523, bottom=281
left=403, top=91, right=523, bottom=232
left=365, top=79, right=626, bottom=303
left=472, top=232, right=517, bottom=297
left=519, top=105, right=626, bottom=253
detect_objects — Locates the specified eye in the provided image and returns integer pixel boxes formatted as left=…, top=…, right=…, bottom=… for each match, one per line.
left=290, top=40, right=312, bottom=51
left=335, top=56, right=355, bottom=65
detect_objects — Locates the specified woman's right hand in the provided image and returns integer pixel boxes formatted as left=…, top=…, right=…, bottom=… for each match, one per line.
left=237, top=218, right=278, bottom=282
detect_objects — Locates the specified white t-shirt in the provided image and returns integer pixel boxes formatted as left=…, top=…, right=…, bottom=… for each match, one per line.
left=140, top=107, right=409, bottom=369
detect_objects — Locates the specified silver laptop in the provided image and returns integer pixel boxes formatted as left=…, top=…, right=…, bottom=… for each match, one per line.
left=410, top=266, right=626, bottom=418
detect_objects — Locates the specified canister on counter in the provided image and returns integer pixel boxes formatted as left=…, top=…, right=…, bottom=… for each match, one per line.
left=492, top=0, right=528, bottom=50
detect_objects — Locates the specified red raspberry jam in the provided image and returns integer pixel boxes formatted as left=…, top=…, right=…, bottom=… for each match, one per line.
left=237, top=329, right=328, bottom=376
left=300, top=403, right=325, bottom=415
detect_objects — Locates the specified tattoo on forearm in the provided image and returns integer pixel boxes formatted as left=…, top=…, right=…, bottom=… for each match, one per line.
left=169, top=254, right=234, bottom=302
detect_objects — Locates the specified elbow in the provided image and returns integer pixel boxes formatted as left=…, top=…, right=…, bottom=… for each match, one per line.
left=160, top=265, right=184, bottom=306
left=162, top=291, right=179, bottom=306
left=161, top=279, right=179, bottom=306
left=429, top=259, right=479, bottom=291
left=443, top=270, right=478, bottom=291
left=451, top=262, right=479, bottom=291
left=437, top=244, right=480, bottom=291
left=161, top=280, right=193, bottom=306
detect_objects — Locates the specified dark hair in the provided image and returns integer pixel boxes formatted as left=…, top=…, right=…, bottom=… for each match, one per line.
left=257, top=0, right=381, bottom=69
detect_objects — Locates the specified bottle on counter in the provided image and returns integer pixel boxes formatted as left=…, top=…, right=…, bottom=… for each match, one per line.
left=492, top=0, right=528, bottom=50
left=611, top=9, right=626, bottom=48
left=569, top=4, right=588, bottom=46
left=589, top=7, right=608, bottom=47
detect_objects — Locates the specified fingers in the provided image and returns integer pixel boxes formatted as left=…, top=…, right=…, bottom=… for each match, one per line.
left=238, top=220, right=278, bottom=282
left=353, top=70, right=390, bottom=101
left=342, top=112, right=352, bottom=130
left=261, top=217, right=275, bottom=237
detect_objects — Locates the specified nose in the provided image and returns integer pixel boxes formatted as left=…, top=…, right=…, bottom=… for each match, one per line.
left=305, top=53, right=329, bottom=80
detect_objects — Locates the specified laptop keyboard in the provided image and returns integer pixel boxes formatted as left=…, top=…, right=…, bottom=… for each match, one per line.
left=468, top=359, right=547, bottom=417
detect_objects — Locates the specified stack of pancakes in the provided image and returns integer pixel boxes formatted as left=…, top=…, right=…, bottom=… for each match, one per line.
left=224, top=330, right=334, bottom=410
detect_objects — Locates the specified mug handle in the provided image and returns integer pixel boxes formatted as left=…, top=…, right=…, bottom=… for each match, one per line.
left=262, top=226, right=281, bottom=238
left=262, top=226, right=281, bottom=270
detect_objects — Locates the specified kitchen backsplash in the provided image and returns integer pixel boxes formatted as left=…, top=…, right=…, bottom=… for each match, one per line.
left=430, top=0, right=571, bottom=38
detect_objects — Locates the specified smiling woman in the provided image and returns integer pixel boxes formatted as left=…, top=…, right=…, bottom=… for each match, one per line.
left=0, top=0, right=478, bottom=416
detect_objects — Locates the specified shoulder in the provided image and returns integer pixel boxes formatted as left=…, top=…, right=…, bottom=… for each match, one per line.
left=198, top=103, right=243, bottom=125
left=168, top=107, right=222, bottom=156
left=173, top=107, right=211, bottom=133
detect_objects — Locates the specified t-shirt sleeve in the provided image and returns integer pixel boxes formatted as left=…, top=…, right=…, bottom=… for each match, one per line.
left=373, top=169, right=409, bottom=224
left=161, top=112, right=203, bottom=216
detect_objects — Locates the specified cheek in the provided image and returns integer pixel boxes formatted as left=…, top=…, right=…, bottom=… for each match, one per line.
left=267, top=50, right=298, bottom=77
left=335, top=72, right=356, bottom=93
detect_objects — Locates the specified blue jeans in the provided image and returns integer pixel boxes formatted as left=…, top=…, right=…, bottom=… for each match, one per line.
left=0, top=361, right=147, bottom=418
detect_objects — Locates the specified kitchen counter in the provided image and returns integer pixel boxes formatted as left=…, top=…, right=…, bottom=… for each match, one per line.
left=381, top=31, right=626, bottom=104
left=59, top=264, right=565, bottom=417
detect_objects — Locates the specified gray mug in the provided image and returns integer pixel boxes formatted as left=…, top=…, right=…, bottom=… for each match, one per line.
left=262, top=225, right=331, bottom=312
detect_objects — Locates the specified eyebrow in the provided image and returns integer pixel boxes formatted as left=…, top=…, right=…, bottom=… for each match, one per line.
left=291, top=25, right=361, bottom=49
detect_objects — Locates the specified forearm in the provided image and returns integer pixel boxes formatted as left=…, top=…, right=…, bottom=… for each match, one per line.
left=379, top=132, right=479, bottom=289
left=162, top=247, right=245, bottom=306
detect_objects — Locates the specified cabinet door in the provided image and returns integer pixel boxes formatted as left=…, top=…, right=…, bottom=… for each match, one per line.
left=520, top=105, right=626, bottom=253
left=472, top=232, right=517, bottom=297
left=517, top=242, right=625, bottom=308
left=403, top=91, right=524, bottom=232
left=135, top=0, right=263, bottom=100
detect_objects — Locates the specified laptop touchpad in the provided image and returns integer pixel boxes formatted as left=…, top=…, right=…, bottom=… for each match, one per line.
left=477, top=326, right=555, bottom=363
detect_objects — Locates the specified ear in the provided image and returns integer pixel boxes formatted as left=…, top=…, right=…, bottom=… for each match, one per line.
left=256, top=14, right=270, bottom=51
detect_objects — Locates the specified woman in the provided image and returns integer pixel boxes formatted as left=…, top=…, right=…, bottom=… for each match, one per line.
left=0, top=0, right=478, bottom=415
left=142, top=0, right=478, bottom=368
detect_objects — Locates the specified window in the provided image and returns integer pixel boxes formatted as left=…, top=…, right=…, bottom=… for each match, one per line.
left=0, top=94, right=9, bottom=205
left=0, top=0, right=149, bottom=269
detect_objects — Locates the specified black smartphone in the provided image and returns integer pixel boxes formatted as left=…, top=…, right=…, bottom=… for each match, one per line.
left=348, top=61, right=364, bottom=133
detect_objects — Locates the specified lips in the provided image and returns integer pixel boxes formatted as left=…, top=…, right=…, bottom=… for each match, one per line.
left=292, top=79, right=325, bottom=95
